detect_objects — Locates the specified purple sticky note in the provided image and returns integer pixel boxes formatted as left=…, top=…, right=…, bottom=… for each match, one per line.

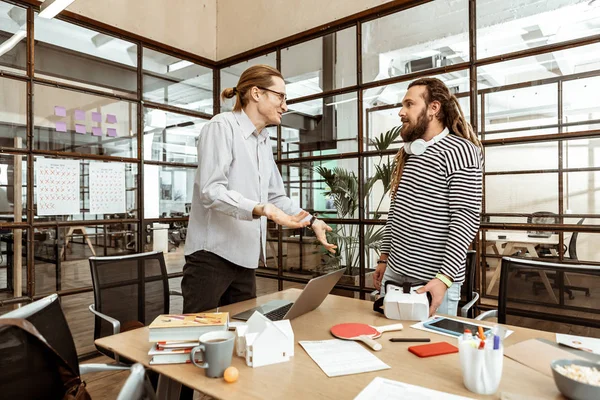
left=92, top=112, right=102, bottom=123
left=75, top=124, right=86, bottom=134
left=106, top=114, right=117, bottom=124
left=75, top=109, right=85, bottom=121
left=92, top=127, right=102, bottom=136
left=54, top=106, right=66, bottom=117
left=55, top=121, right=67, bottom=132
left=107, top=128, right=117, bottom=137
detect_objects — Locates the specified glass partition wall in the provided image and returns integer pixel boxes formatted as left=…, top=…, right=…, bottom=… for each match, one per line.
left=219, top=0, right=600, bottom=322
left=0, top=1, right=214, bottom=355
left=2, top=0, right=600, bottom=353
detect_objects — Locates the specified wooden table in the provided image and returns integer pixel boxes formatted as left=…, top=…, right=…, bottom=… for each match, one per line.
left=485, top=231, right=560, bottom=302
left=96, top=289, right=564, bottom=400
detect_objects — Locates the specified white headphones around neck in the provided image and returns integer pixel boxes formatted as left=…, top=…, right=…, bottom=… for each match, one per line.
left=403, top=128, right=449, bottom=156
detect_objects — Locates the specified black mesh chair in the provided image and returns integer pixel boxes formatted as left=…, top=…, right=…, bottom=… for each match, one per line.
left=531, top=218, right=590, bottom=298
left=0, top=293, right=128, bottom=399
left=89, top=251, right=182, bottom=361
left=527, top=211, right=560, bottom=256
left=477, top=257, right=600, bottom=330
left=460, top=250, right=479, bottom=318
left=0, top=318, right=66, bottom=400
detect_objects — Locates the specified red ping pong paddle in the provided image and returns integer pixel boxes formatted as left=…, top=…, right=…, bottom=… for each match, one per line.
left=330, top=323, right=383, bottom=351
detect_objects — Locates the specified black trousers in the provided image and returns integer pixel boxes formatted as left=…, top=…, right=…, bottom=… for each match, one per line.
left=181, top=250, right=257, bottom=313
left=180, top=251, right=256, bottom=399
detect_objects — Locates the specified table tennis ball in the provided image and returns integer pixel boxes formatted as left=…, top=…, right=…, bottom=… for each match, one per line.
left=224, top=366, right=239, bottom=383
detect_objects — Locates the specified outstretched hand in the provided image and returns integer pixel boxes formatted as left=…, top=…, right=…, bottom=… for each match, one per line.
left=311, top=219, right=337, bottom=253
left=262, top=204, right=310, bottom=229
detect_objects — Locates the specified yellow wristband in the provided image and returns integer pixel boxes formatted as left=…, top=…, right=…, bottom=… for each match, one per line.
left=435, top=273, right=453, bottom=288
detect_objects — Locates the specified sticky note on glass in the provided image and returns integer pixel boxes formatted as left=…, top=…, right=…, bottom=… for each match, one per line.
left=55, top=121, right=67, bottom=132
left=54, top=106, right=66, bottom=117
left=75, top=124, right=86, bottom=134
left=92, top=112, right=102, bottom=123
left=106, top=114, right=117, bottom=124
left=107, top=128, right=117, bottom=137
left=92, top=127, right=102, bottom=136
left=75, top=109, right=85, bottom=121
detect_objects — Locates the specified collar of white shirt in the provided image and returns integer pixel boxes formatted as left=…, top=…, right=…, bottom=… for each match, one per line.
left=233, top=110, right=269, bottom=142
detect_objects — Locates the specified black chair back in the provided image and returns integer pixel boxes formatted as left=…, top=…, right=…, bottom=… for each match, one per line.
left=567, top=218, right=585, bottom=260
left=459, top=250, right=478, bottom=317
left=0, top=321, right=65, bottom=399
left=89, top=251, right=170, bottom=342
left=497, top=257, right=600, bottom=329
left=0, top=293, right=79, bottom=376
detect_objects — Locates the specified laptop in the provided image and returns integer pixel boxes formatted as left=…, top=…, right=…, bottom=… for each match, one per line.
left=232, top=268, right=344, bottom=321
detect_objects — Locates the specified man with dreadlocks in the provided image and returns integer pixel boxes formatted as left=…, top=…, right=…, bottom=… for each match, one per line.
left=373, top=77, right=483, bottom=317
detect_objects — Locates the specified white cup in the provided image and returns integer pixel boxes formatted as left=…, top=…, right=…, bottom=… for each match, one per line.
left=459, top=340, right=503, bottom=395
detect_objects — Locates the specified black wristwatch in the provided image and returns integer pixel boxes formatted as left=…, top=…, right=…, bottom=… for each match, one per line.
left=309, top=215, right=318, bottom=228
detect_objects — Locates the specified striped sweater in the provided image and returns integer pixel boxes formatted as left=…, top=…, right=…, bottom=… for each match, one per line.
left=380, top=133, right=483, bottom=283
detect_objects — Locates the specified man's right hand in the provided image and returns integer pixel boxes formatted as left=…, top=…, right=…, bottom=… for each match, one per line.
left=373, top=255, right=388, bottom=291
left=254, top=203, right=310, bottom=229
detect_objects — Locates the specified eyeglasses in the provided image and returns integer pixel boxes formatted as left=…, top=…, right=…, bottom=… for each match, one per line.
left=257, top=86, right=287, bottom=105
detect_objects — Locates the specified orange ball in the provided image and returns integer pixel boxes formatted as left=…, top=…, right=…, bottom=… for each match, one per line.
left=223, top=366, right=239, bottom=383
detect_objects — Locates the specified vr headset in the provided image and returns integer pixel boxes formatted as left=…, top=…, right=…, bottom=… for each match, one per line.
left=373, top=280, right=431, bottom=322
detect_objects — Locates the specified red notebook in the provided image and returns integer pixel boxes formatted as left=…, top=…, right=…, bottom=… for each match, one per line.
left=408, top=341, right=458, bottom=358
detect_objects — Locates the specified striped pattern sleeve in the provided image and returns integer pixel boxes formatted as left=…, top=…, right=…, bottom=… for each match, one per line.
left=439, top=148, right=483, bottom=280
left=380, top=196, right=395, bottom=254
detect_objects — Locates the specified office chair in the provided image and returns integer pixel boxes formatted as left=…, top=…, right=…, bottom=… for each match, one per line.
left=460, top=250, right=480, bottom=318
left=88, top=251, right=182, bottom=361
left=0, top=294, right=128, bottom=399
left=116, top=363, right=158, bottom=400
left=477, top=257, right=600, bottom=329
left=532, top=218, right=590, bottom=298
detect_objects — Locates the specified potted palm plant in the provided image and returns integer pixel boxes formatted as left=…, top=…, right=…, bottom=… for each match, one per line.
left=313, top=126, right=401, bottom=292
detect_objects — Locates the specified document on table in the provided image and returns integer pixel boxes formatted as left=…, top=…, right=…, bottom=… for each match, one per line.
left=299, top=339, right=390, bottom=377
left=556, top=333, right=600, bottom=356
left=354, top=377, right=475, bottom=400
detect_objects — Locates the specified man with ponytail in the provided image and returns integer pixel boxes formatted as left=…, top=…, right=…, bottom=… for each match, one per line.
left=373, top=77, right=482, bottom=317
left=182, top=65, right=336, bottom=316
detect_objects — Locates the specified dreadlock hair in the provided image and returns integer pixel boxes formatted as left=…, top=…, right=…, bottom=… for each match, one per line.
left=390, top=77, right=482, bottom=198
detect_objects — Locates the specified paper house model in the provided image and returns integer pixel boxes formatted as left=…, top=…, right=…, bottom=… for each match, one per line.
left=235, top=311, right=294, bottom=368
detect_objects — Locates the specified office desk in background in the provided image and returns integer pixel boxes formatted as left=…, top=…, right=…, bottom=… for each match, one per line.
left=96, top=289, right=563, bottom=400
left=485, top=231, right=560, bottom=303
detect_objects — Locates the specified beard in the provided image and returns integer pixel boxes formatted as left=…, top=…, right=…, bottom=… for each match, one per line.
left=400, top=107, right=430, bottom=142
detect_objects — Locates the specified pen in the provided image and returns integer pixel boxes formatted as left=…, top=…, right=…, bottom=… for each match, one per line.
left=389, top=338, right=431, bottom=342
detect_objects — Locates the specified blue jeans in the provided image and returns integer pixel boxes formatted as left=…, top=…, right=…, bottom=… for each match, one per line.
left=381, top=268, right=462, bottom=317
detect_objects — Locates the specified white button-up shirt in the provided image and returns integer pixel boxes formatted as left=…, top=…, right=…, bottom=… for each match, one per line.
left=184, top=110, right=303, bottom=269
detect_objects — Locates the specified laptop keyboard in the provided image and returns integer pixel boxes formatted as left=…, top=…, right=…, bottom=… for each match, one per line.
left=263, top=303, right=293, bottom=321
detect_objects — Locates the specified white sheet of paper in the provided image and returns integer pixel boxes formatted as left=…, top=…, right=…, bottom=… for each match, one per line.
left=556, top=333, right=600, bottom=355
left=35, top=157, right=80, bottom=216
left=354, top=377, right=475, bottom=400
left=299, top=339, right=390, bottom=377
left=410, top=315, right=514, bottom=339
left=89, top=162, right=126, bottom=215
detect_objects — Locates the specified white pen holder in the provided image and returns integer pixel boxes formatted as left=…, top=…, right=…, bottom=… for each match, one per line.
left=458, top=340, right=503, bottom=395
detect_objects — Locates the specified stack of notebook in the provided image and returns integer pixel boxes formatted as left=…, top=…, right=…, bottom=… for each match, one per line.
left=148, top=340, right=200, bottom=365
left=147, top=312, right=229, bottom=365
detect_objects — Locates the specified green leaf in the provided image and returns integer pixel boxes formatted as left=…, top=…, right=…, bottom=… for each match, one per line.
left=370, top=125, right=402, bottom=152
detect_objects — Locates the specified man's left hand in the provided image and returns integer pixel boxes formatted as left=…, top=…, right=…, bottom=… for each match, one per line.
left=311, top=219, right=337, bottom=253
left=416, top=278, right=448, bottom=317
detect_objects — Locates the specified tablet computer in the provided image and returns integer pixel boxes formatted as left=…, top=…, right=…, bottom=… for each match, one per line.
left=422, top=317, right=492, bottom=337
